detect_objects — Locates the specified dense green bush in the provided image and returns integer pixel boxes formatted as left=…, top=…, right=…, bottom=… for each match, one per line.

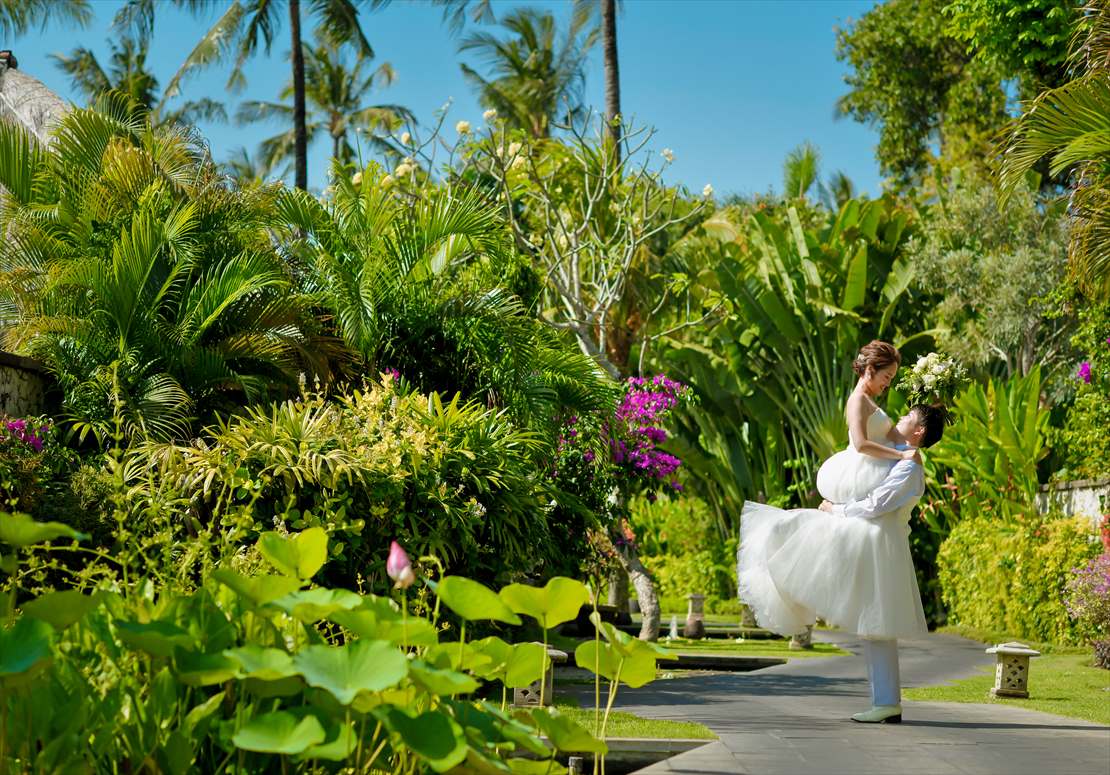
left=138, top=378, right=570, bottom=588
left=938, top=513, right=1101, bottom=644
left=631, top=495, right=736, bottom=604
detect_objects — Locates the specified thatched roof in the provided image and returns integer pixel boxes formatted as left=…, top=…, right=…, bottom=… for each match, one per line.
left=0, top=59, right=67, bottom=145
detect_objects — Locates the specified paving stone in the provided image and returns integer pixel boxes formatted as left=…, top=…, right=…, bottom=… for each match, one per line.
left=602, top=630, right=1110, bottom=775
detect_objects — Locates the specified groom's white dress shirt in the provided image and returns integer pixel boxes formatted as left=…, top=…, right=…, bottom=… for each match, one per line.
left=830, top=451, right=924, bottom=522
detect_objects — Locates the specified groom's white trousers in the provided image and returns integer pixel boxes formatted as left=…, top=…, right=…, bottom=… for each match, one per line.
left=863, top=638, right=901, bottom=706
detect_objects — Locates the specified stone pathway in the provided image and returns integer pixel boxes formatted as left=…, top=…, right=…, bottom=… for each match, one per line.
left=577, top=630, right=1110, bottom=775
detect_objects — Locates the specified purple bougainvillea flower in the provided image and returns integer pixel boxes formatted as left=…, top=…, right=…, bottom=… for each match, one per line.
left=1077, top=361, right=1093, bottom=384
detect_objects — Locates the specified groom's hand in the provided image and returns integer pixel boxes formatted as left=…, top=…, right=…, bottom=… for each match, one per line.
left=818, top=500, right=833, bottom=513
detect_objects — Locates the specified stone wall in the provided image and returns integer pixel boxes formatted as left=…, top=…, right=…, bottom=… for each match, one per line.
left=0, top=351, right=48, bottom=417
left=1036, top=478, right=1109, bottom=528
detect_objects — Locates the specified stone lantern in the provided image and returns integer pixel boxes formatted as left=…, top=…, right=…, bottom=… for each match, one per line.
left=683, top=594, right=706, bottom=639
left=985, top=642, right=1041, bottom=698
left=513, top=646, right=568, bottom=707
left=789, top=624, right=814, bottom=650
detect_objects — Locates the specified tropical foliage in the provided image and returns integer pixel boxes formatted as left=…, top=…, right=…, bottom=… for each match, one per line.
left=0, top=515, right=673, bottom=773
left=999, top=0, right=1110, bottom=298
left=3, top=3, right=1108, bottom=757
left=906, top=173, right=1072, bottom=381
left=0, top=97, right=324, bottom=440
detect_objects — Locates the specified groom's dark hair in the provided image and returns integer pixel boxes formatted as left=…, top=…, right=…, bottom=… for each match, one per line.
left=910, top=403, right=949, bottom=448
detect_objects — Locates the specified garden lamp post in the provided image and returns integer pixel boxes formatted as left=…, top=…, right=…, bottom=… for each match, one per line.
left=986, top=642, right=1041, bottom=698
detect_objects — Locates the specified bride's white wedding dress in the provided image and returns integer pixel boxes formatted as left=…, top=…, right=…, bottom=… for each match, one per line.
left=737, top=408, right=928, bottom=640
left=816, top=406, right=895, bottom=504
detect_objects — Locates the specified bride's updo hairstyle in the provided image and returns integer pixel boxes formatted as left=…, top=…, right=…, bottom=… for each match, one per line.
left=852, top=340, right=901, bottom=377
left=910, top=403, right=950, bottom=448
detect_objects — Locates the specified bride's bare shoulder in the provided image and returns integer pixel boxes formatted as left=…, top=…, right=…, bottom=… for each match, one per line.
left=845, top=391, right=877, bottom=419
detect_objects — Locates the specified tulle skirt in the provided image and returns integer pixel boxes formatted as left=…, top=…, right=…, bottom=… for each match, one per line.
left=816, top=447, right=893, bottom=505
left=737, top=501, right=928, bottom=640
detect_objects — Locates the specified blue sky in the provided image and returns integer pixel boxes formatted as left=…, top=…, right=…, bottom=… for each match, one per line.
left=8, top=0, right=882, bottom=196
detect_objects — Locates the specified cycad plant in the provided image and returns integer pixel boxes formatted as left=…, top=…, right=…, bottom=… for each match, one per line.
left=999, top=0, right=1110, bottom=298
left=277, top=161, right=616, bottom=429
left=0, top=96, right=326, bottom=441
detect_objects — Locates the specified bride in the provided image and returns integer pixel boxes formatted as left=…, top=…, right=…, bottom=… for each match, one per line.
left=817, top=340, right=916, bottom=504
left=737, top=340, right=932, bottom=641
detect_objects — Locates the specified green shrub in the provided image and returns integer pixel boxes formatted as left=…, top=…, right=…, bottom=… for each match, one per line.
left=135, top=379, right=572, bottom=589
left=939, top=513, right=1101, bottom=644
left=630, top=495, right=736, bottom=601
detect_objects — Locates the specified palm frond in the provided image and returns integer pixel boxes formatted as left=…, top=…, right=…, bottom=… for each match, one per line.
left=164, top=0, right=247, bottom=99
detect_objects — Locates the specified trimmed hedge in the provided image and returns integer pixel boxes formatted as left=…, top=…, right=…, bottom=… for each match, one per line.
left=938, top=513, right=1102, bottom=645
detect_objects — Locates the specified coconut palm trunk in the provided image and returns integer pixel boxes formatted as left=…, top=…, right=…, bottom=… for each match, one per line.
left=289, top=0, right=308, bottom=189
left=601, top=0, right=620, bottom=161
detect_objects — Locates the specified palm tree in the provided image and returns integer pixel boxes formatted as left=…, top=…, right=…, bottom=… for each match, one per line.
left=223, top=145, right=280, bottom=183
left=600, top=0, right=621, bottom=157
left=170, top=0, right=375, bottom=190
left=458, top=8, right=598, bottom=138
left=236, top=40, right=410, bottom=173
left=51, top=31, right=226, bottom=127
left=782, top=141, right=821, bottom=200
left=0, top=0, right=90, bottom=36
left=0, top=95, right=329, bottom=440
left=999, top=0, right=1110, bottom=298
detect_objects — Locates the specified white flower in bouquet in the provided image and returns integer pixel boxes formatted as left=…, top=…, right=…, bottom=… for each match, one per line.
left=898, top=351, right=967, bottom=404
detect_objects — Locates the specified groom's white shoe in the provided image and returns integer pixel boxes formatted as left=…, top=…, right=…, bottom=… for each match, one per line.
left=851, top=705, right=902, bottom=724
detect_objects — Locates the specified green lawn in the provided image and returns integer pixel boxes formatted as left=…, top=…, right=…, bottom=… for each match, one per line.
left=904, top=652, right=1110, bottom=726
left=658, top=636, right=849, bottom=660
left=552, top=700, right=716, bottom=740
left=936, top=624, right=1090, bottom=655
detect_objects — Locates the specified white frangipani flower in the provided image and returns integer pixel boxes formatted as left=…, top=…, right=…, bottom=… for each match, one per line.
left=483, top=109, right=498, bottom=122
left=702, top=183, right=714, bottom=198
left=455, top=120, right=471, bottom=134
left=400, top=131, right=412, bottom=145
left=661, top=148, right=674, bottom=163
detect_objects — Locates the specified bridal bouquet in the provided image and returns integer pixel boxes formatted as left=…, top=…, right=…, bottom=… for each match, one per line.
left=897, top=351, right=968, bottom=405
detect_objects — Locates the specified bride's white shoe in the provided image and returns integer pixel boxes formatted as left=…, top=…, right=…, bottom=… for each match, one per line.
left=851, top=705, right=902, bottom=724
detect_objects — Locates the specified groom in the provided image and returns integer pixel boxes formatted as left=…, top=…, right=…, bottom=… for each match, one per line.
left=816, top=404, right=946, bottom=724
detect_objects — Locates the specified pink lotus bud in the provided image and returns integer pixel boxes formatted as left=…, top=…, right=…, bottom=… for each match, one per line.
left=387, top=541, right=415, bottom=589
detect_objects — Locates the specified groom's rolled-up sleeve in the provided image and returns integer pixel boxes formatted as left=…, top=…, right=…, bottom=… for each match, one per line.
left=831, top=460, right=923, bottom=520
